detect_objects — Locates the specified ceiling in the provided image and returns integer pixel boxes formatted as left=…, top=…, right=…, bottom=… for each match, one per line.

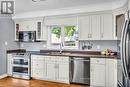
left=15, top=0, right=120, bottom=14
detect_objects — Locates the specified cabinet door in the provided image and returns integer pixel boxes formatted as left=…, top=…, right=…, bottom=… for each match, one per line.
left=58, top=62, right=69, bottom=83
left=106, top=59, right=117, bottom=87
left=101, top=14, right=113, bottom=40
left=36, top=20, right=44, bottom=41
left=90, top=15, right=101, bottom=40
left=91, top=63, right=105, bottom=87
left=7, top=54, right=13, bottom=76
left=19, top=21, right=36, bottom=31
left=129, top=0, right=130, bottom=10
left=79, top=16, right=90, bottom=40
left=15, top=23, right=19, bottom=41
left=46, top=61, right=56, bottom=81
left=31, top=55, right=45, bottom=78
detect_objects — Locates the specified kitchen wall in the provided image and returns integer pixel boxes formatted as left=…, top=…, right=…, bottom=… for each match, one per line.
left=20, top=42, right=46, bottom=51
left=0, top=16, right=19, bottom=75
left=79, top=40, right=118, bottom=51
left=20, top=40, right=118, bottom=52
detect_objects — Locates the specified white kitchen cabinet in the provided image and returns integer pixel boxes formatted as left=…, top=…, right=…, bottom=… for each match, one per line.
left=79, top=13, right=114, bottom=40
left=15, top=19, right=46, bottom=41
left=18, top=20, right=37, bottom=31
left=79, top=14, right=100, bottom=40
left=31, top=55, right=45, bottom=79
left=31, top=55, right=69, bottom=84
left=106, top=59, right=117, bottom=87
left=101, top=14, right=113, bottom=40
left=46, top=61, right=56, bottom=81
left=79, top=16, right=90, bottom=40
left=90, top=15, right=101, bottom=40
left=90, top=58, right=106, bottom=87
left=36, top=20, right=47, bottom=41
left=90, top=58, right=117, bottom=87
left=129, top=0, right=130, bottom=10
left=58, top=60, right=69, bottom=83
left=7, top=54, right=13, bottom=76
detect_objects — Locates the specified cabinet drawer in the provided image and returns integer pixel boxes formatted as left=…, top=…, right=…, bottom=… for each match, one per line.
left=56, top=56, right=69, bottom=62
left=31, top=56, right=44, bottom=60
left=44, top=56, right=54, bottom=61
left=32, top=61, right=44, bottom=68
left=91, top=58, right=105, bottom=64
left=32, top=70, right=43, bottom=77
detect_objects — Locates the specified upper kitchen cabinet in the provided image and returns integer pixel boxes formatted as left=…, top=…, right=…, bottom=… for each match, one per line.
left=79, top=12, right=114, bottom=40
left=14, top=18, right=47, bottom=41
left=128, top=0, right=130, bottom=10
left=44, top=16, right=77, bottom=26
left=79, top=15, right=100, bottom=40
left=17, top=20, right=37, bottom=31
left=90, top=15, right=101, bottom=40
left=100, top=14, right=113, bottom=40
left=78, top=16, right=90, bottom=40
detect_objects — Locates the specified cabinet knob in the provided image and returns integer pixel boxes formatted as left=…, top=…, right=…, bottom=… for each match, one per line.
left=88, top=34, right=90, bottom=38
left=26, top=26, right=29, bottom=29
left=97, top=60, right=99, bottom=62
left=101, top=33, right=104, bottom=38
left=90, top=34, right=92, bottom=38
left=88, top=34, right=92, bottom=38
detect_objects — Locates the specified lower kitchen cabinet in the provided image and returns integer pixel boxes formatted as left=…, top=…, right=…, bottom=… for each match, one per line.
left=58, top=61, right=69, bottom=83
left=46, top=61, right=56, bottom=81
left=106, top=59, right=117, bottom=87
left=31, top=55, right=69, bottom=84
left=7, top=54, right=13, bottom=76
left=90, top=58, right=117, bottom=87
left=90, top=58, right=106, bottom=87
left=31, top=55, right=45, bottom=79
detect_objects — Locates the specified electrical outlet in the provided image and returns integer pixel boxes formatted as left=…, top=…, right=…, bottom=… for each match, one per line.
left=97, top=45, right=100, bottom=50
left=5, top=41, right=8, bottom=46
left=21, top=43, right=24, bottom=48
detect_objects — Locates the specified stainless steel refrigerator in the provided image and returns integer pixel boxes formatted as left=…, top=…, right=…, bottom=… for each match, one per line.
left=117, top=11, right=130, bottom=87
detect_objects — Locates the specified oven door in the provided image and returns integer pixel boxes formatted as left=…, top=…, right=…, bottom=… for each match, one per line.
left=13, top=66, right=29, bottom=75
left=13, top=58, right=28, bottom=65
left=12, top=66, right=30, bottom=79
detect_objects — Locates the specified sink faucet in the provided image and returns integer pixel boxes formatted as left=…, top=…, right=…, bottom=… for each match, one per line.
left=60, top=42, right=63, bottom=54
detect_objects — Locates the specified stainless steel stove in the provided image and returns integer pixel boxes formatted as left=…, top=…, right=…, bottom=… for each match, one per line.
left=12, top=53, right=30, bottom=79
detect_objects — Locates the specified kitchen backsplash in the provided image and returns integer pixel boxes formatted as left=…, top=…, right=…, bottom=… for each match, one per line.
left=20, top=42, right=47, bottom=51
left=79, top=40, right=118, bottom=51
left=20, top=40, right=118, bottom=52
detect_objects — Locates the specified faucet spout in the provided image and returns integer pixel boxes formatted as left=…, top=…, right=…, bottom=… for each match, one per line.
left=60, top=42, right=63, bottom=54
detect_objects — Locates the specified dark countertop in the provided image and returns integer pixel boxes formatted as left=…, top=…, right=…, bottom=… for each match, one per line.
left=7, top=49, right=117, bottom=59
left=31, top=52, right=117, bottom=59
left=7, top=49, right=26, bottom=53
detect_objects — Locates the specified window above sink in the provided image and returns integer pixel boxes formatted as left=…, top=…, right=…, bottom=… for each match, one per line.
left=48, top=25, right=79, bottom=49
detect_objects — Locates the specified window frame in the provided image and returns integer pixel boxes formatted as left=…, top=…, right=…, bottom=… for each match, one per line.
left=48, top=25, right=79, bottom=49
left=50, top=25, right=62, bottom=45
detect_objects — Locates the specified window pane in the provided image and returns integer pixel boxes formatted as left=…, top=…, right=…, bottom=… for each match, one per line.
left=64, top=26, right=78, bottom=46
left=51, top=26, right=61, bottom=44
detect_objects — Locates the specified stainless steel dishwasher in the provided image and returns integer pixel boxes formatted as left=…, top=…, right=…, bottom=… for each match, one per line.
left=70, top=57, right=90, bottom=85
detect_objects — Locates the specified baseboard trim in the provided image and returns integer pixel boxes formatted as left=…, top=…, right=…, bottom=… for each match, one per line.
left=0, top=74, right=8, bottom=79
